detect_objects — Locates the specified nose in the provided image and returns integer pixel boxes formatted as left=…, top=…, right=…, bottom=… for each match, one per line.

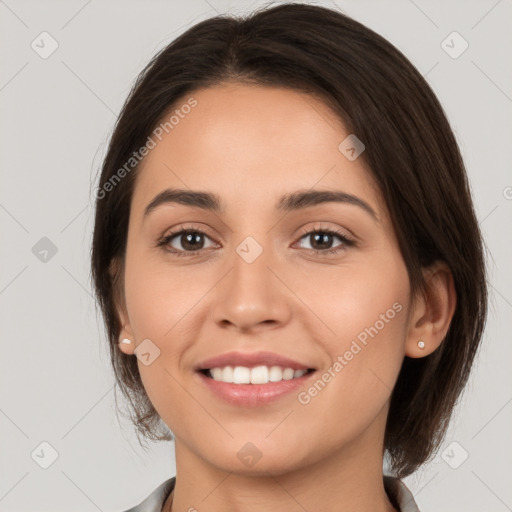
left=210, top=238, right=292, bottom=333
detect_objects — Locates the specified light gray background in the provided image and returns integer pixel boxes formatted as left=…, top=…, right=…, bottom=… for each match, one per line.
left=1, top=0, right=511, bottom=510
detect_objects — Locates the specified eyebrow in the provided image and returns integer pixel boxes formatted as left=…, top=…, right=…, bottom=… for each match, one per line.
left=143, top=188, right=378, bottom=221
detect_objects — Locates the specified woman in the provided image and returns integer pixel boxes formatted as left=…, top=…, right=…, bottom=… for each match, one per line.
left=91, top=3, right=487, bottom=511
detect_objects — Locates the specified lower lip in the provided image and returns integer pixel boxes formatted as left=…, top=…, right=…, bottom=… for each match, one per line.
left=196, top=371, right=315, bottom=407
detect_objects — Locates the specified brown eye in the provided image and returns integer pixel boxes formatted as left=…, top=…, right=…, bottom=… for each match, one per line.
left=160, top=229, right=216, bottom=255
left=307, top=232, right=338, bottom=251
left=295, top=229, right=355, bottom=256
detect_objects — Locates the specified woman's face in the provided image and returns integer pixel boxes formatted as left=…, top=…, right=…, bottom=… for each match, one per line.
left=118, top=82, right=415, bottom=475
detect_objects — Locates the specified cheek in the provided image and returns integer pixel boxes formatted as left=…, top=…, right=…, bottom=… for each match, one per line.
left=299, top=246, right=409, bottom=347
left=294, top=255, right=410, bottom=435
left=122, top=254, right=201, bottom=429
left=122, top=244, right=192, bottom=373
left=123, top=243, right=206, bottom=341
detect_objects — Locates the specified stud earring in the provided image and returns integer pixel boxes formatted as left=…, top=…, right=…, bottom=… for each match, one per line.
left=417, top=340, right=425, bottom=349
left=119, top=338, right=132, bottom=345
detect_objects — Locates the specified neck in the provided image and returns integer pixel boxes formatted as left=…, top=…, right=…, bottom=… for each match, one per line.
left=164, top=413, right=397, bottom=512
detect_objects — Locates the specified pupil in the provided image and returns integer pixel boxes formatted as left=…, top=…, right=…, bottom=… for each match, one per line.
left=312, top=233, right=332, bottom=250
left=183, top=232, right=203, bottom=250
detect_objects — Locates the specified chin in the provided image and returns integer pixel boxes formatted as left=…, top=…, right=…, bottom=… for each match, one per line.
left=196, top=437, right=315, bottom=477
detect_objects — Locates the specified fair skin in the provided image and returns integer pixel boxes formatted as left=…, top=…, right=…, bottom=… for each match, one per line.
left=116, top=82, right=455, bottom=512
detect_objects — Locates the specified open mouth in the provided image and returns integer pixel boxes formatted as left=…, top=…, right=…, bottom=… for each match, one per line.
left=198, top=366, right=316, bottom=384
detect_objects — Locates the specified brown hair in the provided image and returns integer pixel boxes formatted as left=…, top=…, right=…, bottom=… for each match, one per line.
left=90, top=2, right=487, bottom=478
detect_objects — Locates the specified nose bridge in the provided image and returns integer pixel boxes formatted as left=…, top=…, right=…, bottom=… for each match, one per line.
left=211, top=231, right=290, bottom=330
left=235, top=234, right=272, bottom=284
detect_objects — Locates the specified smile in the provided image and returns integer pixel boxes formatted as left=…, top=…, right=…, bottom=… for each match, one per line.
left=203, top=365, right=312, bottom=384
left=194, top=351, right=317, bottom=407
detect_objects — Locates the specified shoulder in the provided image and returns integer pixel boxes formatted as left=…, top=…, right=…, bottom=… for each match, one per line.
left=120, top=477, right=175, bottom=512
left=384, top=476, right=420, bottom=512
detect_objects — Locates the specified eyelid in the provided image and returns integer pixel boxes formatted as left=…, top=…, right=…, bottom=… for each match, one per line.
left=294, top=221, right=360, bottom=248
left=294, top=222, right=356, bottom=244
left=158, top=223, right=219, bottom=243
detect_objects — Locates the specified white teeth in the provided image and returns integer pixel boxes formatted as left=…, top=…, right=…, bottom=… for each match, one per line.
left=207, top=365, right=310, bottom=384
left=250, top=365, right=269, bottom=384
left=222, top=366, right=234, bottom=383
left=233, top=366, right=251, bottom=384
left=282, top=368, right=295, bottom=380
left=269, top=365, right=283, bottom=382
left=211, top=368, right=223, bottom=381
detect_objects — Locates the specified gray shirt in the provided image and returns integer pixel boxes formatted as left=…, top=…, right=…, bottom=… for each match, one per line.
left=122, top=476, right=420, bottom=511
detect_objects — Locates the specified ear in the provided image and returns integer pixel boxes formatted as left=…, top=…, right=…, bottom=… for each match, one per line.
left=109, top=257, right=136, bottom=356
left=405, top=261, right=456, bottom=358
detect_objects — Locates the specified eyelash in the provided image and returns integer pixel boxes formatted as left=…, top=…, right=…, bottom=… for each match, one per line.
left=157, top=224, right=356, bottom=258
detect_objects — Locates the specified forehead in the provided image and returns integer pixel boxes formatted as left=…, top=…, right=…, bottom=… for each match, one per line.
left=131, top=83, right=383, bottom=218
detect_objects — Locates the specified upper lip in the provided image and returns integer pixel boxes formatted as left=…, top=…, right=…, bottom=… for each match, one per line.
left=196, top=351, right=314, bottom=371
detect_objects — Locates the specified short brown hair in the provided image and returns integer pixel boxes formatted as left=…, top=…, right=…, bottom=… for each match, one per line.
left=91, top=2, right=487, bottom=478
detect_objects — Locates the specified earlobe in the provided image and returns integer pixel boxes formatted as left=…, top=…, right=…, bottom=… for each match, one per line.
left=117, top=320, right=136, bottom=354
left=117, top=318, right=136, bottom=355
left=109, top=257, right=135, bottom=355
left=118, top=336, right=135, bottom=355
left=405, top=261, right=456, bottom=359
